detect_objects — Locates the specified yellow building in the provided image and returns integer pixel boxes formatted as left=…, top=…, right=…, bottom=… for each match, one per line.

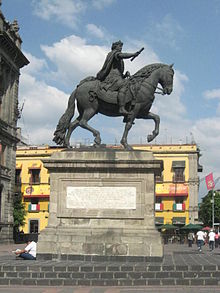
left=15, top=146, right=63, bottom=233
left=133, top=144, right=202, bottom=226
left=16, top=144, right=202, bottom=232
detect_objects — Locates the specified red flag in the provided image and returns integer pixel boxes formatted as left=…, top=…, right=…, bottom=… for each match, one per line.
left=205, top=173, right=215, bottom=190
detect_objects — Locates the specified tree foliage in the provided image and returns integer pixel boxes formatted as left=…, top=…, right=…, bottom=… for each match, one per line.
left=13, top=193, right=26, bottom=232
left=199, top=190, right=220, bottom=226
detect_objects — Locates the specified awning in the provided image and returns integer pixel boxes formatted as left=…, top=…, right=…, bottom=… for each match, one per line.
left=155, top=217, right=164, bottom=225
left=156, top=193, right=188, bottom=197
left=172, top=217, right=186, bottom=225
left=172, top=161, right=185, bottom=168
left=156, top=183, right=188, bottom=197
left=24, top=194, right=49, bottom=198
left=28, top=163, right=41, bottom=169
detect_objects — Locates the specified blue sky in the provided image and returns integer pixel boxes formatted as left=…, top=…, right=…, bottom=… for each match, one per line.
left=2, top=0, right=220, bottom=199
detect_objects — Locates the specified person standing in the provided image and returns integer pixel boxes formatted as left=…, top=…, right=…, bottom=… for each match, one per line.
left=187, top=231, right=194, bottom=247
left=208, top=229, right=216, bottom=251
left=196, top=230, right=205, bottom=252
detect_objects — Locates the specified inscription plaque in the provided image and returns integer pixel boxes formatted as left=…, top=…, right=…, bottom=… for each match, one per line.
left=66, top=186, right=136, bottom=209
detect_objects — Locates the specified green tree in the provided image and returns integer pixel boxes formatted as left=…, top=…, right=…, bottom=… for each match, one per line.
left=13, top=193, right=26, bottom=232
left=199, top=190, right=220, bottom=226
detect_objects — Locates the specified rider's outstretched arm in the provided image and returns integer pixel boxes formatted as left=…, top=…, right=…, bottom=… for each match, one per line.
left=117, top=51, right=139, bottom=59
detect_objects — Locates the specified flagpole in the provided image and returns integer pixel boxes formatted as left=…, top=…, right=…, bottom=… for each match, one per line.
left=205, top=173, right=215, bottom=229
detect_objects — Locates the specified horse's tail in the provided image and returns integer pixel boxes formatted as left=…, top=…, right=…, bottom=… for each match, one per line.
left=53, top=90, right=76, bottom=145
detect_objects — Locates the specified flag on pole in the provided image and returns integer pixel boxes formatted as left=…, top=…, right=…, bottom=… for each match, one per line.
left=205, top=173, right=215, bottom=190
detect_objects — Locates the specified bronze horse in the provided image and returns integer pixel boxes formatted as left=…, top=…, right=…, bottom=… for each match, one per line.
left=53, top=63, right=174, bottom=150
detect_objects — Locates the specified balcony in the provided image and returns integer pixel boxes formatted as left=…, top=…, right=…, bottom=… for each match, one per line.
left=173, top=203, right=185, bottom=212
left=155, top=203, right=164, bottom=211
left=28, top=203, right=40, bottom=212
left=172, top=174, right=185, bottom=183
left=29, top=179, right=40, bottom=185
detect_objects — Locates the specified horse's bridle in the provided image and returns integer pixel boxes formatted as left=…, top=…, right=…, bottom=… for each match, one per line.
left=142, top=80, right=165, bottom=95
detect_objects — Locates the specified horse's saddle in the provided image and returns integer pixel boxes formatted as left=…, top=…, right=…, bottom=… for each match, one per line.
left=79, top=76, right=135, bottom=105
left=96, top=85, right=118, bottom=104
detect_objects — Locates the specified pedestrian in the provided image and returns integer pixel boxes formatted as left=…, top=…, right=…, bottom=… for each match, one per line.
left=196, top=230, right=205, bottom=252
left=208, top=229, right=215, bottom=251
left=14, top=238, right=37, bottom=260
left=187, top=231, right=194, bottom=247
left=215, top=231, right=219, bottom=248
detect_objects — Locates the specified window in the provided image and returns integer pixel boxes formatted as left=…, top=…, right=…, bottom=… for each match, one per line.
left=15, top=169, right=21, bottom=185
left=29, top=169, right=40, bottom=184
left=0, top=143, right=6, bottom=166
left=173, top=168, right=185, bottom=182
left=155, top=197, right=163, bottom=211
left=28, top=199, right=40, bottom=212
left=156, top=197, right=162, bottom=203
left=172, top=161, right=185, bottom=182
left=173, top=197, right=185, bottom=211
left=29, top=220, right=39, bottom=233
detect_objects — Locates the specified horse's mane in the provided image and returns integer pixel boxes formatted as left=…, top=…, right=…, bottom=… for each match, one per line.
left=131, top=63, right=168, bottom=80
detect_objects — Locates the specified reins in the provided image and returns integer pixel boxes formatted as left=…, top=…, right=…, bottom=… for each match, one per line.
left=141, top=80, right=165, bottom=95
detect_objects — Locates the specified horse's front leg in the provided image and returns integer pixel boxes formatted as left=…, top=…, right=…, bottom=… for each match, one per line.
left=120, top=120, right=134, bottom=150
left=145, top=112, right=160, bottom=142
left=120, top=105, right=140, bottom=150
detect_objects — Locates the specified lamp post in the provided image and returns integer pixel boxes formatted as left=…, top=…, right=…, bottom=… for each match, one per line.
left=212, top=190, right=216, bottom=229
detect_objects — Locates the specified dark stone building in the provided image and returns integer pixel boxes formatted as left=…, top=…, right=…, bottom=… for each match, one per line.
left=0, top=3, right=29, bottom=242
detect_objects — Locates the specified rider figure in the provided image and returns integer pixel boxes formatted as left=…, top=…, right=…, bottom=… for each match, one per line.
left=96, top=40, right=141, bottom=115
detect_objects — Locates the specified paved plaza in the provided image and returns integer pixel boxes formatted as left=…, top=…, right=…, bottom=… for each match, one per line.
left=1, top=242, right=220, bottom=265
left=0, top=242, right=220, bottom=292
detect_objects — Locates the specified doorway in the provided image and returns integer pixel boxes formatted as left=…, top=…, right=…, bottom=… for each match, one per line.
left=29, top=219, right=39, bottom=233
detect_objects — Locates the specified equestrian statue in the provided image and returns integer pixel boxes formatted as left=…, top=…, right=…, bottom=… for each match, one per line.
left=53, top=40, right=174, bottom=150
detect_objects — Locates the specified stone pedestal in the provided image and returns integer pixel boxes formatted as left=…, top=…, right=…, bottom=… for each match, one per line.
left=37, top=149, right=163, bottom=259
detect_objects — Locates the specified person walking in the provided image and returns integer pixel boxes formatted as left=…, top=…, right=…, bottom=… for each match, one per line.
left=215, top=231, right=219, bottom=248
left=196, top=230, right=205, bottom=252
left=208, top=229, right=215, bottom=251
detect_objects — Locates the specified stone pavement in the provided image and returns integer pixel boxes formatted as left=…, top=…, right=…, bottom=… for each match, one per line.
left=0, top=242, right=220, bottom=290
left=0, top=285, right=220, bottom=293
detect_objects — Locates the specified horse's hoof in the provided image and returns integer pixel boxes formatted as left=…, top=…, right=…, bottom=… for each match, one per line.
left=93, top=143, right=101, bottom=148
left=122, top=144, right=133, bottom=151
left=147, top=135, right=153, bottom=142
left=63, top=142, right=71, bottom=148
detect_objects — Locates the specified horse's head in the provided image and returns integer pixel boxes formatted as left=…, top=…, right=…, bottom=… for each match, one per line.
left=158, top=64, right=174, bottom=95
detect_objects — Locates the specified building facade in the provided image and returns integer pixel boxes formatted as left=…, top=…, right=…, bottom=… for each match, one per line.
left=16, top=144, right=202, bottom=233
left=0, top=4, right=29, bottom=242
left=133, top=144, right=202, bottom=226
left=16, top=146, right=63, bottom=233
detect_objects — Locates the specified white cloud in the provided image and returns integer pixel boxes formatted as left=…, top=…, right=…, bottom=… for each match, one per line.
left=92, top=0, right=116, bottom=10
left=32, top=0, right=86, bottom=28
left=22, top=52, right=48, bottom=75
left=147, top=14, right=184, bottom=49
left=86, top=23, right=105, bottom=39
left=203, top=88, right=220, bottom=115
left=32, top=0, right=116, bottom=29
left=204, top=88, right=220, bottom=99
left=41, top=35, right=108, bottom=85
left=18, top=70, right=69, bottom=145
